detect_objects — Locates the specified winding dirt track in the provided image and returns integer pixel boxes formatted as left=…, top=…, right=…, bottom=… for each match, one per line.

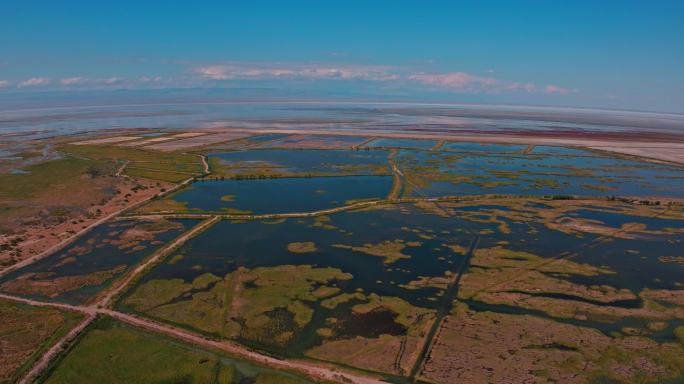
left=198, top=153, right=210, bottom=174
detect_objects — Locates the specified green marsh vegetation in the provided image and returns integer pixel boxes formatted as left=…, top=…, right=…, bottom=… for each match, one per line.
left=60, top=144, right=204, bottom=183
left=122, top=265, right=353, bottom=348
left=42, top=317, right=312, bottom=384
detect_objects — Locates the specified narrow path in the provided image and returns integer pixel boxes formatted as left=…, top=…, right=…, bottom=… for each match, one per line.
left=198, top=154, right=210, bottom=174
left=124, top=198, right=398, bottom=221
left=115, top=160, right=130, bottom=176
left=409, top=235, right=480, bottom=381
left=18, top=314, right=97, bottom=384
left=0, top=293, right=93, bottom=314
left=431, top=140, right=446, bottom=151
left=121, top=195, right=676, bottom=222
left=523, top=144, right=535, bottom=154
left=388, top=149, right=403, bottom=200
left=352, top=137, right=376, bottom=150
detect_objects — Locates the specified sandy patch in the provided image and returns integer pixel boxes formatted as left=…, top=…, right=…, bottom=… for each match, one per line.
left=72, top=136, right=141, bottom=145
left=144, top=132, right=252, bottom=152
left=118, top=136, right=175, bottom=147
left=171, top=132, right=209, bottom=138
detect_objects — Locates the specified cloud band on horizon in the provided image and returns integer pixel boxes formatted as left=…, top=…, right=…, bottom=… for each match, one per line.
left=2, top=61, right=574, bottom=96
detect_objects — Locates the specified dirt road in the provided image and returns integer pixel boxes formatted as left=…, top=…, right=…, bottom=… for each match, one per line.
left=103, top=309, right=388, bottom=384
left=0, top=293, right=387, bottom=384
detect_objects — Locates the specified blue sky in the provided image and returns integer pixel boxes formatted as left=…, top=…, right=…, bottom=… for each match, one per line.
left=1, top=1, right=683, bottom=112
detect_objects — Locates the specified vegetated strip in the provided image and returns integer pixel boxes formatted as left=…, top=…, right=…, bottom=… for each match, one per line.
left=522, top=144, right=535, bottom=154
left=122, top=194, right=682, bottom=222
left=431, top=140, right=446, bottom=151
left=408, top=235, right=481, bottom=381
left=351, top=136, right=376, bottom=149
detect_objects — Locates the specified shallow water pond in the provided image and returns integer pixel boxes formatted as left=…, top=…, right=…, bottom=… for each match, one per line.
left=398, top=147, right=684, bottom=198
left=171, top=175, right=392, bottom=214
left=0, top=219, right=198, bottom=304
left=365, top=137, right=436, bottom=149
left=118, top=205, right=476, bottom=360
left=209, top=148, right=389, bottom=176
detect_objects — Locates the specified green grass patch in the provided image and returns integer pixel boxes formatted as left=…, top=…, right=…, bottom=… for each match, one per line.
left=43, top=317, right=312, bottom=384
left=60, top=144, right=203, bottom=182
left=0, top=157, right=112, bottom=199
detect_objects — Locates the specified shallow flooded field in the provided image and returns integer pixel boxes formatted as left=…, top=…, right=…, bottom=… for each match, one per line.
left=0, top=219, right=198, bottom=304
left=168, top=175, right=392, bottom=214
left=417, top=199, right=684, bottom=384
left=117, top=204, right=477, bottom=373
left=397, top=146, right=684, bottom=197
left=442, top=141, right=528, bottom=153
left=5, top=132, right=682, bottom=382
left=116, top=197, right=684, bottom=379
left=256, top=134, right=370, bottom=149
left=364, top=137, right=437, bottom=149
left=208, top=148, right=389, bottom=177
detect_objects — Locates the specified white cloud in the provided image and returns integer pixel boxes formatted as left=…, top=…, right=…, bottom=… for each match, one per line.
left=0, top=80, right=9, bottom=88
left=18, top=77, right=51, bottom=87
left=544, top=84, right=574, bottom=94
left=196, top=63, right=399, bottom=82
left=196, top=64, right=575, bottom=95
left=198, top=65, right=230, bottom=80
left=139, top=76, right=163, bottom=82
left=409, top=72, right=574, bottom=95
left=60, top=77, right=87, bottom=85
left=409, top=72, right=507, bottom=93
left=103, top=77, right=123, bottom=84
